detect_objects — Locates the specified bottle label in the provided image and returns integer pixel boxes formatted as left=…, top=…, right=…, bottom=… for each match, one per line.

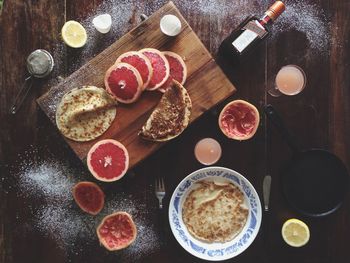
left=232, top=21, right=267, bottom=53
left=232, top=29, right=258, bottom=53
left=244, top=21, right=267, bottom=37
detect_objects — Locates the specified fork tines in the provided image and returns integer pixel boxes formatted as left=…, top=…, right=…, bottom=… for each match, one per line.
left=155, top=177, right=165, bottom=192
left=155, top=177, right=166, bottom=209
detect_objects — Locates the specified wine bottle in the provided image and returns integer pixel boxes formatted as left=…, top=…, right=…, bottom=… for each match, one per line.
left=219, top=1, right=285, bottom=64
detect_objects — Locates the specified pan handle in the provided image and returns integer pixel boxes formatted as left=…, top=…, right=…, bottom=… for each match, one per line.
left=264, top=105, right=300, bottom=153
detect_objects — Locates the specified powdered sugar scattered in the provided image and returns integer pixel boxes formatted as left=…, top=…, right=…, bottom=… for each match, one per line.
left=17, top=159, right=94, bottom=250
left=35, top=204, right=94, bottom=248
left=104, top=193, right=161, bottom=261
left=185, top=0, right=330, bottom=53
left=43, top=0, right=330, bottom=112
left=49, top=0, right=330, bottom=79
left=190, top=0, right=264, bottom=18
left=15, top=155, right=160, bottom=260
left=66, top=1, right=134, bottom=72
left=19, top=161, right=75, bottom=202
left=273, top=0, right=330, bottom=52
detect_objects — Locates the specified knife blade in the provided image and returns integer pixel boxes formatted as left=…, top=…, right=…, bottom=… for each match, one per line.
left=0, top=0, right=3, bottom=15
left=263, top=175, right=272, bottom=211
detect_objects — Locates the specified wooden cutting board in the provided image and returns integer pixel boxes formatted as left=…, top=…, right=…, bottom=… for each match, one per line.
left=37, top=1, right=236, bottom=169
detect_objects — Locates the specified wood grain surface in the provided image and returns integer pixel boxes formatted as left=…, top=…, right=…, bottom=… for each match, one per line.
left=1, top=0, right=350, bottom=263
left=37, top=2, right=236, bottom=168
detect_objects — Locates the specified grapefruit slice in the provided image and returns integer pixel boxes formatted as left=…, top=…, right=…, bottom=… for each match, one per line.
left=139, top=48, right=170, bottom=90
left=158, top=51, right=187, bottom=93
left=87, top=139, right=129, bottom=182
left=104, top=62, right=143, bottom=104
left=115, top=51, right=153, bottom=90
left=97, top=212, right=137, bottom=251
left=218, top=100, right=260, bottom=140
left=72, top=181, right=105, bottom=215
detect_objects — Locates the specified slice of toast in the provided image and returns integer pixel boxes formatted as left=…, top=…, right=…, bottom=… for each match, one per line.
left=139, top=80, right=192, bottom=142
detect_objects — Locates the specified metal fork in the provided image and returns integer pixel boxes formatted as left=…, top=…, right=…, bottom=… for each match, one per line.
left=155, top=177, right=166, bottom=209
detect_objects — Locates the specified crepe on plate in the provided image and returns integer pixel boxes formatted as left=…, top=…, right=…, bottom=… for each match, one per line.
left=139, top=80, right=192, bottom=142
left=182, top=180, right=248, bottom=243
left=56, top=86, right=117, bottom=142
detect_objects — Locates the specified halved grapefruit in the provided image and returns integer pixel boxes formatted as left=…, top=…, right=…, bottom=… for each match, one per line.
left=104, top=62, right=143, bottom=104
left=72, top=181, right=105, bottom=215
left=97, top=212, right=137, bottom=251
left=218, top=100, right=260, bottom=140
left=115, top=51, right=153, bottom=90
left=158, top=51, right=187, bottom=93
left=139, top=48, right=170, bottom=90
left=87, top=139, right=129, bottom=182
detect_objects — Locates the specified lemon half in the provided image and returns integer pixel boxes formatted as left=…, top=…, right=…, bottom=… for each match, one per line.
left=282, top=218, right=310, bottom=247
left=61, top=20, right=87, bottom=48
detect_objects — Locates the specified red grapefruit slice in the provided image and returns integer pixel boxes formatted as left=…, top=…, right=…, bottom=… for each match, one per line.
left=72, top=181, right=105, bottom=215
left=139, top=48, right=170, bottom=90
left=104, top=62, right=143, bottom=104
left=97, top=212, right=137, bottom=251
left=87, top=139, right=129, bottom=182
left=218, top=100, right=260, bottom=140
left=115, top=51, right=153, bottom=91
left=158, top=51, right=187, bottom=93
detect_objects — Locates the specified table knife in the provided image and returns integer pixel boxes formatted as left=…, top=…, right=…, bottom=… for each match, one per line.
left=263, top=175, right=272, bottom=211
left=0, top=0, right=4, bottom=15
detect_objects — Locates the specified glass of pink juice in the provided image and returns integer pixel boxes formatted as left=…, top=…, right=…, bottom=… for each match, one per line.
left=194, top=138, right=222, bottom=165
left=269, top=65, right=307, bottom=97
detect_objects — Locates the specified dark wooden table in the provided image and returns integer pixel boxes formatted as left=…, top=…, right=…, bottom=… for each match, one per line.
left=1, top=0, right=349, bottom=262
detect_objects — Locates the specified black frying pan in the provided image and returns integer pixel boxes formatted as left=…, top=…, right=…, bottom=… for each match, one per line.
left=264, top=105, right=349, bottom=217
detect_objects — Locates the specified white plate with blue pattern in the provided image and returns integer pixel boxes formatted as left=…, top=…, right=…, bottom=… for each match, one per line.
left=168, top=166, right=262, bottom=261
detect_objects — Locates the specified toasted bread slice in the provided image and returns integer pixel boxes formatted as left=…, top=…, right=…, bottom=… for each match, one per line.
left=139, top=80, right=192, bottom=142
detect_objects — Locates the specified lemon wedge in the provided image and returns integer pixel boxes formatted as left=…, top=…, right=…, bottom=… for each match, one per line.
left=282, top=218, right=310, bottom=247
left=61, top=20, right=87, bottom=48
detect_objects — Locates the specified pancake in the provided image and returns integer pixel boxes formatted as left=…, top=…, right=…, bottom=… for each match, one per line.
left=56, top=86, right=117, bottom=142
left=182, top=180, right=248, bottom=243
left=139, top=80, right=191, bottom=142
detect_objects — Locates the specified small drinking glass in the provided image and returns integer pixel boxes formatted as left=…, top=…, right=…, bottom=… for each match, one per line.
left=268, top=65, right=307, bottom=97
left=194, top=138, right=222, bottom=165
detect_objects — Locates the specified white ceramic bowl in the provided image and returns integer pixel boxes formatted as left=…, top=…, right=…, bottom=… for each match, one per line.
left=169, top=166, right=262, bottom=261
